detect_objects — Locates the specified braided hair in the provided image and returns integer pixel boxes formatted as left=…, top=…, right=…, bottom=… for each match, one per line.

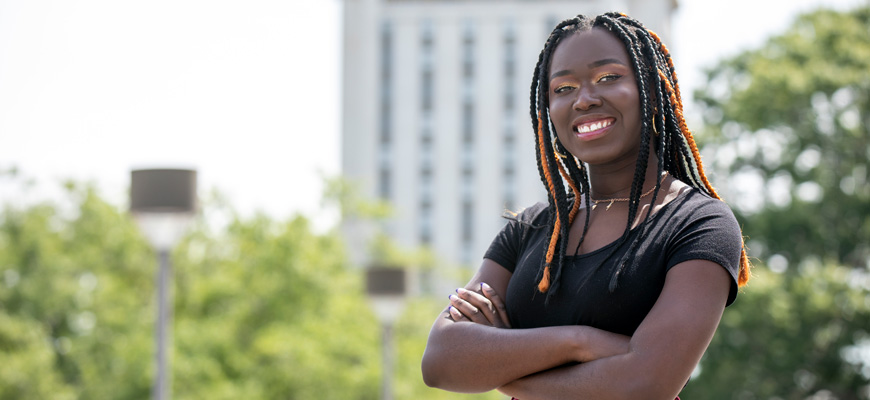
left=529, top=12, right=752, bottom=299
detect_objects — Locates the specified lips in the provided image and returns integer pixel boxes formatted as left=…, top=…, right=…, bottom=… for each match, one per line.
left=572, top=117, right=615, bottom=140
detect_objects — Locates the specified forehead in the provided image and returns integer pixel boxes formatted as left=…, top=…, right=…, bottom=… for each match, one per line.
left=549, top=28, right=632, bottom=73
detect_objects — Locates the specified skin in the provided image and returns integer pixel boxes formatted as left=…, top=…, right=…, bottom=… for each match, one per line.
left=421, top=27, right=732, bottom=399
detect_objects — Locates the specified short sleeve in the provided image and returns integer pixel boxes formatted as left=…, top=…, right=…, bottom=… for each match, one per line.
left=665, top=197, right=743, bottom=306
left=484, top=203, right=548, bottom=273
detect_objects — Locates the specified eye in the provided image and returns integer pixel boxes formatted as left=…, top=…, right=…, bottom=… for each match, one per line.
left=597, top=73, right=622, bottom=83
left=553, top=84, right=576, bottom=94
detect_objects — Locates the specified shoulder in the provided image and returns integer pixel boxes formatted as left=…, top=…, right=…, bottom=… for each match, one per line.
left=662, top=188, right=743, bottom=305
left=504, top=202, right=549, bottom=228
left=485, top=202, right=549, bottom=273
left=663, top=188, right=742, bottom=252
left=671, top=188, right=739, bottom=225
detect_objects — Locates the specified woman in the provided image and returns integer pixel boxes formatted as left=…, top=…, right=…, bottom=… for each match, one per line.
left=421, top=12, right=751, bottom=399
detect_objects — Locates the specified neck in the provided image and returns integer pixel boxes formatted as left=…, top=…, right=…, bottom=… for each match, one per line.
left=588, top=153, right=661, bottom=199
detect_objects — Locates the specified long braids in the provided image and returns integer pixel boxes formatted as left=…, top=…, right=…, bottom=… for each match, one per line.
left=529, top=13, right=752, bottom=299
left=529, top=18, right=583, bottom=295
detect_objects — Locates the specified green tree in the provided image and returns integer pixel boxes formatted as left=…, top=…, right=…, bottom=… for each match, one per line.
left=0, top=182, right=155, bottom=399
left=687, top=5, right=870, bottom=399
left=0, top=173, right=502, bottom=399
left=0, top=179, right=385, bottom=399
left=683, top=262, right=870, bottom=399
left=171, top=211, right=382, bottom=399
left=695, top=6, right=870, bottom=268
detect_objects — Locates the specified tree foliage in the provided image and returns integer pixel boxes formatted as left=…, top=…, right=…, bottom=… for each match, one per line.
left=0, top=183, right=154, bottom=400
left=0, top=176, right=501, bottom=399
left=683, top=263, right=870, bottom=399
left=688, top=5, right=870, bottom=399
left=695, top=6, right=870, bottom=268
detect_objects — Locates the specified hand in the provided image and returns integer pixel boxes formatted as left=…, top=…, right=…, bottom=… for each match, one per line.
left=447, top=282, right=512, bottom=328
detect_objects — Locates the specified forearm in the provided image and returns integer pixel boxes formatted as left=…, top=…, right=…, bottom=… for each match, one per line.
left=498, top=351, right=680, bottom=400
left=421, top=312, right=579, bottom=392
left=421, top=312, right=629, bottom=393
left=499, top=262, right=733, bottom=399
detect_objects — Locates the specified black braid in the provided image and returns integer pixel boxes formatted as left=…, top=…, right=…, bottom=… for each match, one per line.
left=566, top=14, right=655, bottom=291
left=540, top=25, right=576, bottom=298
left=530, top=21, right=567, bottom=299
left=602, top=13, right=671, bottom=289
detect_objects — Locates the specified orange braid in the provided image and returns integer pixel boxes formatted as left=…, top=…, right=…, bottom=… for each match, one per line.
left=555, top=153, right=581, bottom=224
left=657, top=70, right=718, bottom=197
left=737, top=248, right=752, bottom=286
left=657, top=69, right=752, bottom=286
left=648, top=30, right=684, bottom=107
left=535, top=114, right=562, bottom=292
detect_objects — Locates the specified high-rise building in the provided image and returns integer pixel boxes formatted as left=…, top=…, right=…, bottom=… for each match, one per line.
left=341, top=0, right=676, bottom=271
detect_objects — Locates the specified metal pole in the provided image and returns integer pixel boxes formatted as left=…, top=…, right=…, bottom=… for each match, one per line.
left=381, top=322, right=394, bottom=400
left=154, top=250, right=172, bottom=400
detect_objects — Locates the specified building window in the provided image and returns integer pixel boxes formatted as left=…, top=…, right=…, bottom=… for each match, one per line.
left=421, top=70, right=433, bottom=110
left=378, top=20, right=393, bottom=201
left=459, top=19, right=476, bottom=256
left=420, top=214, right=432, bottom=245
left=380, top=102, right=391, bottom=144
left=420, top=19, right=436, bottom=247
left=503, top=19, right=517, bottom=210
left=504, top=19, right=516, bottom=111
left=504, top=179, right=516, bottom=210
left=379, top=168, right=390, bottom=199
left=420, top=172, right=433, bottom=245
left=421, top=113, right=433, bottom=139
left=461, top=200, right=473, bottom=241
left=462, top=103, right=474, bottom=141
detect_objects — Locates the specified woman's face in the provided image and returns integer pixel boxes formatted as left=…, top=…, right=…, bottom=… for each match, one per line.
left=547, top=28, right=642, bottom=167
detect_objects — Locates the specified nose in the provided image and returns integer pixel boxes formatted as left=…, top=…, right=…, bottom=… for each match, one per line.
left=573, top=86, right=602, bottom=111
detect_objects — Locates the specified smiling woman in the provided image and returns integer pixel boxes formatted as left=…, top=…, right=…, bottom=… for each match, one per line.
left=422, top=12, right=752, bottom=399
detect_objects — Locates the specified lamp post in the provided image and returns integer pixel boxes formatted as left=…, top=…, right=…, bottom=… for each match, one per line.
left=130, top=168, right=197, bottom=400
left=365, top=266, right=409, bottom=400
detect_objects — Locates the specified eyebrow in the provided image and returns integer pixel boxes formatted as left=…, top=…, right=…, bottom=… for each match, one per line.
left=549, top=58, right=628, bottom=81
left=587, top=58, right=627, bottom=69
left=549, top=70, right=572, bottom=80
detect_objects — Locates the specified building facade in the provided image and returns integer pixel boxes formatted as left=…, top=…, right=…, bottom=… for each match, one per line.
left=341, top=0, right=676, bottom=271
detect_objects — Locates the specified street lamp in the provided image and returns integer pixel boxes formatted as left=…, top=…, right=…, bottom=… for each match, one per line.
left=365, top=266, right=410, bottom=400
left=130, top=168, right=197, bottom=400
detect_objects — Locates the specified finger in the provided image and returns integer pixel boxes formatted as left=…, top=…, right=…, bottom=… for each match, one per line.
left=448, top=294, right=486, bottom=323
left=447, top=305, right=468, bottom=322
left=480, top=282, right=512, bottom=328
left=456, top=287, right=498, bottom=326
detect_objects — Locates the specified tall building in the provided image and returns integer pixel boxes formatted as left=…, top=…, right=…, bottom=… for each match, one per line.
left=341, top=0, right=676, bottom=271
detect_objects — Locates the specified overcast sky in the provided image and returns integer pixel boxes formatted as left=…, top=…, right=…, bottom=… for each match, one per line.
left=0, top=0, right=865, bottom=230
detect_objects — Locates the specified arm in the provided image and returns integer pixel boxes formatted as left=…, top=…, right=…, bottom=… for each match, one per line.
left=421, top=259, right=630, bottom=393
left=498, top=259, right=731, bottom=400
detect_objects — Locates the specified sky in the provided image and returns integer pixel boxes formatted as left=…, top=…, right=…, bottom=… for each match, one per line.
left=0, top=0, right=866, bottom=231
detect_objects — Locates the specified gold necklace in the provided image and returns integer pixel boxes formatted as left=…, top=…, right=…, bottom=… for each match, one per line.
left=590, top=172, right=669, bottom=211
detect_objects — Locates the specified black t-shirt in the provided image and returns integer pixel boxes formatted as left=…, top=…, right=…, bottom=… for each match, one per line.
left=484, top=188, right=742, bottom=336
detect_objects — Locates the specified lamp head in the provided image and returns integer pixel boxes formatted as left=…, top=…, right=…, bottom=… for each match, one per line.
left=130, top=168, right=197, bottom=250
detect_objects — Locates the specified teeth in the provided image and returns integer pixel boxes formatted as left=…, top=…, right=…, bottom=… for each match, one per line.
left=575, top=119, right=612, bottom=134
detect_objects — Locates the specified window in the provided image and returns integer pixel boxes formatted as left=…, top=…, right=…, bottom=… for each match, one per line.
left=379, top=168, right=391, bottom=200
left=462, top=102, right=474, bottom=141
left=419, top=20, right=436, bottom=247
left=503, top=19, right=519, bottom=210
left=462, top=200, right=473, bottom=241
left=421, top=70, right=433, bottom=110
left=378, top=20, right=393, bottom=201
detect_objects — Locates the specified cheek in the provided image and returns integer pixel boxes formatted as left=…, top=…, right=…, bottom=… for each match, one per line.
left=612, top=89, right=642, bottom=125
left=610, top=86, right=640, bottom=106
left=548, top=98, right=573, bottom=127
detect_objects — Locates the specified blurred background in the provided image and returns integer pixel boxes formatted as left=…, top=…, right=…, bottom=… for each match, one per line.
left=1, top=0, right=869, bottom=399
